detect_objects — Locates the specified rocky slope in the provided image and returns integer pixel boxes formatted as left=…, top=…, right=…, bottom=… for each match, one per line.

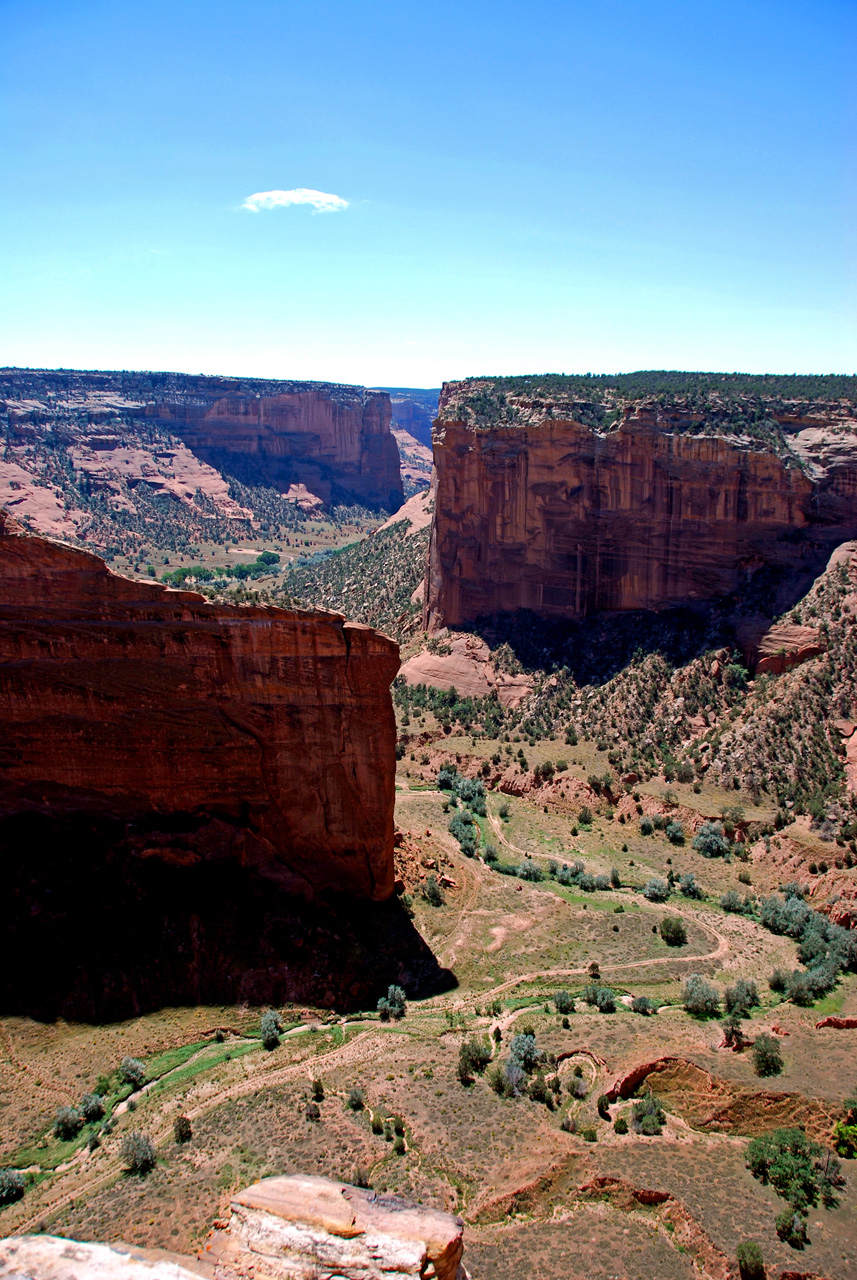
left=425, top=375, right=857, bottom=631
left=0, top=368, right=403, bottom=558
left=0, top=512, right=405, bottom=1016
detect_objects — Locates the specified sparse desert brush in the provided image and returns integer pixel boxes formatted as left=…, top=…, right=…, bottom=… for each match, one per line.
left=120, top=1130, right=157, bottom=1175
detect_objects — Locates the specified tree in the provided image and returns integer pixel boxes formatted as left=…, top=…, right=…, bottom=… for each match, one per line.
left=666, top=821, right=685, bottom=846
left=554, top=990, right=574, bottom=1014
left=80, top=1093, right=105, bottom=1123
left=458, top=1036, right=492, bottom=1084
left=54, top=1105, right=84, bottom=1140
left=120, top=1130, right=157, bottom=1175
left=747, top=1127, right=841, bottom=1219
left=347, top=1086, right=366, bottom=1111
left=632, top=1090, right=665, bottom=1134
left=736, top=1241, right=765, bottom=1280
left=422, top=874, right=445, bottom=907
left=725, top=979, right=759, bottom=1016
left=311, top=1079, right=325, bottom=1102
left=682, top=974, right=720, bottom=1017
left=120, top=1056, right=146, bottom=1089
left=660, top=917, right=687, bottom=946
left=693, top=821, right=730, bottom=858
left=679, top=872, right=703, bottom=899
left=0, top=1169, right=25, bottom=1205
left=614, top=1116, right=628, bottom=1134
left=509, top=1033, right=541, bottom=1074
left=643, top=877, right=670, bottom=902
left=261, top=1009, right=283, bottom=1049
left=753, top=1033, right=784, bottom=1077
left=378, top=984, right=407, bottom=1021
left=631, top=995, right=657, bottom=1016
left=174, top=1116, right=192, bottom=1144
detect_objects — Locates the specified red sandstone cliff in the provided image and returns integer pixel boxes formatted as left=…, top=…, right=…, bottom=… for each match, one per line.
left=0, top=511, right=398, bottom=901
left=152, top=384, right=403, bottom=511
left=425, top=382, right=857, bottom=631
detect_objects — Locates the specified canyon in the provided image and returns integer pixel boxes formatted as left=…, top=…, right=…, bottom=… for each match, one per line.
left=0, top=369, right=403, bottom=555
left=424, top=379, right=857, bottom=632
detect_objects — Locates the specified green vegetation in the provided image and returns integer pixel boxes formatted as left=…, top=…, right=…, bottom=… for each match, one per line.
left=120, top=1130, right=157, bottom=1175
left=746, top=1128, right=843, bottom=1246
left=260, top=1009, right=283, bottom=1050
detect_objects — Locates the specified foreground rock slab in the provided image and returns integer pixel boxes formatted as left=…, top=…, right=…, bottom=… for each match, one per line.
left=203, top=1174, right=468, bottom=1279
left=0, top=1237, right=206, bottom=1280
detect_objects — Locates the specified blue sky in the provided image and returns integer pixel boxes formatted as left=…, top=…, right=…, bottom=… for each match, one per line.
left=1, top=0, right=854, bottom=386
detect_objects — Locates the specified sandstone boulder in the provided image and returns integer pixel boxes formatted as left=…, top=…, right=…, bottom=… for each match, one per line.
left=202, top=1174, right=468, bottom=1280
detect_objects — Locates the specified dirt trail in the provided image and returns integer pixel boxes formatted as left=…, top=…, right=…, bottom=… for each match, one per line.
left=9, top=1030, right=382, bottom=1236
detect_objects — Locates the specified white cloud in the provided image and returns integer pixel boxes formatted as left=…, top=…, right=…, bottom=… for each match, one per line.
left=241, top=188, right=348, bottom=214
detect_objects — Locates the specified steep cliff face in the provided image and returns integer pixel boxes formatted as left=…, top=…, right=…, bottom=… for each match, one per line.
left=0, top=511, right=398, bottom=899
left=154, top=384, right=403, bottom=511
left=0, top=368, right=404, bottom=526
left=0, top=514, right=413, bottom=1016
left=425, top=381, right=857, bottom=631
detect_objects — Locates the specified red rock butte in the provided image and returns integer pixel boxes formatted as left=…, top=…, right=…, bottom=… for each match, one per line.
left=0, top=511, right=399, bottom=901
left=425, top=380, right=857, bottom=631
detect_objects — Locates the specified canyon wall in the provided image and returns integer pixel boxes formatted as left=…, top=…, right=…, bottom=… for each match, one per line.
left=0, top=368, right=404, bottom=516
left=425, top=383, right=857, bottom=631
left=0, top=513, right=410, bottom=1016
left=0, top=511, right=398, bottom=899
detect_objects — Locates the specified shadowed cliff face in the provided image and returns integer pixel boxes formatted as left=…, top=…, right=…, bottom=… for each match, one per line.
left=0, top=514, right=430, bottom=1016
left=153, top=386, right=404, bottom=511
left=425, top=387, right=857, bottom=632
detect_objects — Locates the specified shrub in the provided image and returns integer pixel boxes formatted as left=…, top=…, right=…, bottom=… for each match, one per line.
left=682, top=974, right=720, bottom=1017
left=769, top=967, right=789, bottom=993
left=736, top=1241, right=765, bottom=1280
left=347, top=1086, right=366, bottom=1111
left=120, top=1056, right=146, bottom=1089
left=579, top=872, right=596, bottom=892
left=694, top=821, right=730, bottom=859
left=597, top=1093, right=610, bottom=1119
left=610, top=866, right=621, bottom=887
left=311, top=1079, right=325, bottom=1102
left=0, top=1169, right=25, bottom=1205
left=753, top=1034, right=784, bottom=1077
left=679, top=872, right=703, bottom=898
left=640, top=816, right=654, bottom=835
left=631, top=995, right=657, bottom=1016
left=666, top=821, right=685, bottom=845
left=120, top=1130, right=157, bottom=1175
left=747, top=1128, right=841, bottom=1218
left=392, top=1136, right=406, bottom=1155
left=578, top=806, right=593, bottom=825
left=422, top=874, right=445, bottom=907
left=378, top=984, right=407, bottom=1020
left=580, top=1126, right=597, bottom=1142
left=660, top=917, right=687, bottom=946
left=510, top=1033, right=541, bottom=1073
left=458, top=1036, right=492, bottom=1084
left=518, top=858, right=544, bottom=882
left=775, top=1206, right=808, bottom=1248
left=305, top=1102, right=321, bottom=1122
left=720, top=889, right=744, bottom=913
left=833, top=1121, right=857, bottom=1158
left=54, top=1105, right=84, bottom=1141
left=174, top=1115, right=192, bottom=1143
left=632, top=1090, right=665, bottom=1134
left=614, top=1116, right=628, bottom=1134
left=643, top=877, right=670, bottom=902
left=80, top=1093, right=105, bottom=1123
left=554, top=990, right=574, bottom=1014
left=594, top=873, right=612, bottom=891
left=725, top=979, right=759, bottom=1016
left=261, top=1009, right=283, bottom=1049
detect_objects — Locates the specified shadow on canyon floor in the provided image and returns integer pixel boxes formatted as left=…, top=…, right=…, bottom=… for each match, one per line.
left=469, top=558, right=831, bottom=685
left=1, top=810, right=455, bottom=1023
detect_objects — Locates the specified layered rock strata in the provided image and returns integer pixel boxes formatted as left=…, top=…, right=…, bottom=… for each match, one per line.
left=0, top=367, right=403, bottom=516
left=425, top=383, right=857, bottom=631
left=204, top=1174, right=468, bottom=1280
left=0, top=511, right=398, bottom=901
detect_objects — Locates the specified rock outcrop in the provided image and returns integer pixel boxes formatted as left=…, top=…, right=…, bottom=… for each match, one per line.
left=0, top=1177, right=469, bottom=1280
left=0, top=514, right=412, bottom=1016
left=204, top=1174, right=468, bottom=1279
left=425, top=381, right=857, bottom=631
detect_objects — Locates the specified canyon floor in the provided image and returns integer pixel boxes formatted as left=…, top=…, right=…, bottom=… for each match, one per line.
left=2, top=728, right=856, bottom=1280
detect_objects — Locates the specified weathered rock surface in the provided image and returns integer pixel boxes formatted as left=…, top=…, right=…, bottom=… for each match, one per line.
left=399, top=633, right=532, bottom=707
left=0, top=511, right=398, bottom=901
left=0, top=514, right=429, bottom=1017
left=0, top=1237, right=207, bottom=1280
left=425, top=382, right=857, bottom=631
left=203, top=1175, right=468, bottom=1279
left=0, top=368, right=403, bottom=525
